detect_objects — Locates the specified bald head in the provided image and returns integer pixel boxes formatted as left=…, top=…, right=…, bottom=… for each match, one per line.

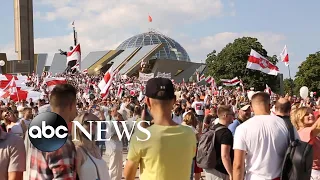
left=275, top=97, right=291, bottom=116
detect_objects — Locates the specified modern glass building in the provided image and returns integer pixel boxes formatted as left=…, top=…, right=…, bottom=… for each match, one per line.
left=117, top=31, right=191, bottom=62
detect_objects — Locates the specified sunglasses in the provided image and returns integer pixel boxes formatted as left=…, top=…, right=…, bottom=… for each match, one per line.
left=4, top=111, right=12, bottom=118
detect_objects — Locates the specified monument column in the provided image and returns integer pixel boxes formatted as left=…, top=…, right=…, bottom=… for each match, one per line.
left=14, top=0, right=34, bottom=73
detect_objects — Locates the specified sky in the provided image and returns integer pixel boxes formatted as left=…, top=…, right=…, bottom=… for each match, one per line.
left=1, top=0, right=320, bottom=79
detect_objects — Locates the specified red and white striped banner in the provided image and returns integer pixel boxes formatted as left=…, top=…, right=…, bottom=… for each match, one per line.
left=220, top=77, right=240, bottom=86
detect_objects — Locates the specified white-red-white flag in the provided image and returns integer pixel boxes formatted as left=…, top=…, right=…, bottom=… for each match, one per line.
left=148, top=15, right=152, bottom=22
left=205, top=76, right=212, bottom=84
left=0, top=90, right=41, bottom=102
left=247, top=49, right=279, bottom=76
left=5, top=78, right=18, bottom=95
left=196, top=72, right=200, bottom=82
left=220, top=77, right=240, bottom=86
left=98, top=66, right=115, bottom=95
left=211, top=78, right=217, bottom=90
left=199, top=74, right=205, bottom=82
left=43, top=77, right=67, bottom=91
left=280, top=45, right=289, bottom=66
left=67, top=44, right=81, bottom=66
left=71, top=63, right=80, bottom=72
left=264, top=84, right=272, bottom=95
left=82, top=69, right=88, bottom=74
left=117, top=85, right=123, bottom=99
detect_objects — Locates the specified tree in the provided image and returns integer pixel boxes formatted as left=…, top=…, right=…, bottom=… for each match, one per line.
left=283, top=78, right=295, bottom=95
left=206, top=37, right=279, bottom=91
left=294, top=51, right=320, bottom=96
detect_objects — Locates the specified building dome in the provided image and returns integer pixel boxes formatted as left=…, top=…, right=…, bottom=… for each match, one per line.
left=116, top=31, right=191, bottom=62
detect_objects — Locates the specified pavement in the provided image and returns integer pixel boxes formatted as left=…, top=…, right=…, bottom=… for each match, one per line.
left=102, top=148, right=206, bottom=179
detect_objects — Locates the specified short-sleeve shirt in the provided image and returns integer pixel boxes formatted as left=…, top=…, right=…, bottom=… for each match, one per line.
left=0, top=130, right=26, bottom=180
left=233, top=115, right=297, bottom=180
left=228, top=119, right=241, bottom=136
left=191, top=101, right=205, bottom=116
left=212, top=123, right=234, bottom=174
left=127, top=124, right=197, bottom=180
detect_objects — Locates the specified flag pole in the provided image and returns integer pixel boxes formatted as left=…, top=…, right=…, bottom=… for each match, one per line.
left=73, top=23, right=77, bottom=46
left=287, top=64, right=294, bottom=95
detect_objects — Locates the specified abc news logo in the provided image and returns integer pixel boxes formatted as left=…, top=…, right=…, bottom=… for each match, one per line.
left=28, top=112, right=151, bottom=152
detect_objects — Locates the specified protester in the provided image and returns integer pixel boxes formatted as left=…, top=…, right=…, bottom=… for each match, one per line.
left=291, top=107, right=320, bottom=179
left=106, top=111, right=124, bottom=180
left=0, top=127, right=26, bottom=180
left=203, top=105, right=234, bottom=180
left=28, top=84, right=78, bottom=179
left=228, top=104, right=251, bottom=135
left=182, top=112, right=202, bottom=180
left=0, top=69, right=318, bottom=180
left=233, top=92, right=298, bottom=180
left=73, top=112, right=111, bottom=180
left=124, top=78, right=197, bottom=180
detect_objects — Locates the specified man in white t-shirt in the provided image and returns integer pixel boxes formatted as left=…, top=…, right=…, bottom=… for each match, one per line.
left=233, top=92, right=298, bottom=180
left=191, top=95, right=205, bottom=122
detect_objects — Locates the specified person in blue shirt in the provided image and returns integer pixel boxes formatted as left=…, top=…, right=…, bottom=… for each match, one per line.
left=228, top=104, right=251, bottom=135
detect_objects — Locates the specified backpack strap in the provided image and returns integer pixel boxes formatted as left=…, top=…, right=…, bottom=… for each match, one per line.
left=281, top=116, right=295, bottom=143
left=214, top=126, right=227, bottom=132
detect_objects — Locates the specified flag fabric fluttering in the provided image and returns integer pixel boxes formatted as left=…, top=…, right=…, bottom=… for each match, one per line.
left=148, top=15, right=152, bottom=22
left=205, top=76, right=212, bottom=84
left=264, top=84, right=272, bottom=95
left=196, top=72, right=200, bottom=82
left=67, top=44, right=81, bottom=66
left=220, top=77, right=240, bottom=86
left=280, top=45, right=289, bottom=66
left=43, top=77, right=67, bottom=91
left=211, top=78, right=217, bottom=90
left=246, top=49, right=279, bottom=76
left=0, top=90, right=41, bottom=102
left=71, top=63, right=80, bottom=71
left=98, top=66, right=115, bottom=96
left=117, top=85, right=123, bottom=99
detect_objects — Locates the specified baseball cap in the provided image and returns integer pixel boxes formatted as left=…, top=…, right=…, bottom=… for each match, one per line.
left=145, top=78, right=175, bottom=100
left=240, top=104, right=250, bottom=111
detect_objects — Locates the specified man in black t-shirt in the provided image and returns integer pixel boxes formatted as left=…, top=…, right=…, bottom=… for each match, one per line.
left=203, top=105, right=234, bottom=180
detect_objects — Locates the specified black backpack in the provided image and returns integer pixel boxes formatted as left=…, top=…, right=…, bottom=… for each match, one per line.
left=280, top=117, right=314, bottom=180
left=196, top=126, right=226, bottom=169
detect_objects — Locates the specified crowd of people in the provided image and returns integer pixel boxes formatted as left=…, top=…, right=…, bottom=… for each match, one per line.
left=0, top=71, right=319, bottom=180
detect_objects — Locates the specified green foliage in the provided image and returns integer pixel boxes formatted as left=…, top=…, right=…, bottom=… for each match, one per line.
left=206, top=37, right=279, bottom=91
left=294, top=51, right=320, bottom=96
left=283, top=78, right=295, bottom=95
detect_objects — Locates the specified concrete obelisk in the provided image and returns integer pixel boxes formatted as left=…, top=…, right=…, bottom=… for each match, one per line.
left=14, top=0, right=34, bottom=73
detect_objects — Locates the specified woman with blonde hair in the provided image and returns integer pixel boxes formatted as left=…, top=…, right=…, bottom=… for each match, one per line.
left=182, top=112, right=203, bottom=180
left=291, top=107, right=320, bottom=179
left=73, top=112, right=111, bottom=180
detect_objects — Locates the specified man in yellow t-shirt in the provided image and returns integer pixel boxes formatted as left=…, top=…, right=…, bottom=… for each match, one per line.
left=124, top=78, right=197, bottom=180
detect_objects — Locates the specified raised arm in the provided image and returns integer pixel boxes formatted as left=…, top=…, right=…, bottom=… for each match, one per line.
left=58, top=49, right=67, bottom=56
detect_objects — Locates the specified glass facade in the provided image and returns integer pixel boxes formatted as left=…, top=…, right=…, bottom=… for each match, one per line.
left=116, top=31, right=191, bottom=62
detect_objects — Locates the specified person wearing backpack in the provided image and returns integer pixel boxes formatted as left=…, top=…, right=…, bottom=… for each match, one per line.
left=291, top=107, right=320, bottom=180
left=198, top=105, right=235, bottom=180
left=233, top=92, right=300, bottom=180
